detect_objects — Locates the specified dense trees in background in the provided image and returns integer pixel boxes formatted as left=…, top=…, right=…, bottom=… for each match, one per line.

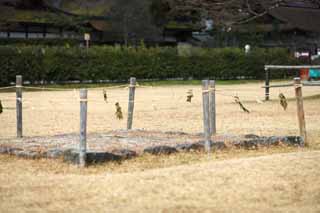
left=149, top=0, right=320, bottom=28
left=149, top=0, right=264, bottom=27
left=17, top=0, right=46, bottom=9
left=0, top=0, right=293, bottom=32
left=2, top=0, right=320, bottom=26
left=108, top=0, right=161, bottom=46
left=0, top=0, right=47, bottom=9
left=1, top=0, right=320, bottom=45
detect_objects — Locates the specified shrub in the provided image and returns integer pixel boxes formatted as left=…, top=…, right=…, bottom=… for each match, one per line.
left=0, top=45, right=300, bottom=85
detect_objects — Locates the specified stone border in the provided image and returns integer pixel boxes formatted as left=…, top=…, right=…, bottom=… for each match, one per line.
left=0, top=135, right=304, bottom=165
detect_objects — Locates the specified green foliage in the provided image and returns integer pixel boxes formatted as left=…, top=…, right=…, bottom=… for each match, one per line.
left=0, top=45, right=299, bottom=86
left=0, top=39, right=80, bottom=46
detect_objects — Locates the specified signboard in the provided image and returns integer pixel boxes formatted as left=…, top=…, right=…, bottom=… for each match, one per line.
left=294, top=51, right=310, bottom=58
left=84, top=33, right=91, bottom=41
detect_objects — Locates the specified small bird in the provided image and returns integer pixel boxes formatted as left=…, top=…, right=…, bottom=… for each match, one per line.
left=234, top=96, right=250, bottom=113
left=255, top=97, right=264, bottom=104
left=279, top=93, right=288, bottom=111
left=151, top=100, right=157, bottom=111
left=0, top=100, right=2, bottom=114
left=115, top=102, right=123, bottom=120
left=186, top=89, right=194, bottom=103
left=103, top=89, right=108, bottom=103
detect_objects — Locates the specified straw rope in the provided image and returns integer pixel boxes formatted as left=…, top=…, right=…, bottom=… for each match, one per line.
left=0, top=86, right=16, bottom=90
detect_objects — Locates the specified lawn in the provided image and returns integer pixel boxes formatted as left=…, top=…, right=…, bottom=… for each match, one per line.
left=0, top=80, right=319, bottom=212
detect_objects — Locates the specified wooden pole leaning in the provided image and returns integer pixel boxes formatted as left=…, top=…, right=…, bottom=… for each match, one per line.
left=209, top=80, right=216, bottom=136
left=127, top=77, right=136, bottom=130
left=16, top=75, right=23, bottom=138
left=79, top=89, right=88, bottom=168
left=202, top=80, right=211, bottom=152
left=294, top=78, right=307, bottom=146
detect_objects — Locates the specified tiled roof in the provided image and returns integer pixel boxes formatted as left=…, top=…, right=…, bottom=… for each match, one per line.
left=259, top=0, right=320, bottom=32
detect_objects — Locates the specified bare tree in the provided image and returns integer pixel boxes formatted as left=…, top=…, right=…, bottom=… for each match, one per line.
left=108, top=0, right=161, bottom=46
left=150, top=0, right=289, bottom=28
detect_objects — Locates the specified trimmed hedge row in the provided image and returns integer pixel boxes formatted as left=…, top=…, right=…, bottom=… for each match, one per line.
left=0, top=45, right=299, bottom=85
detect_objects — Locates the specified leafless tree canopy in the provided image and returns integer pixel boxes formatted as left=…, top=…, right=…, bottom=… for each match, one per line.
left=152, top=0, right=320, bottom=27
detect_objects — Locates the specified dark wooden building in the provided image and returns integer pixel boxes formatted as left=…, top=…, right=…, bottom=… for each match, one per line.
left=0, top=3, right=106, bottom=42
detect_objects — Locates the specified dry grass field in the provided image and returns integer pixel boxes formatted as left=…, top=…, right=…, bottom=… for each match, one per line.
left=0, top=81, right=319, bottom=143
left=0, top=150, right=320, bottom=212
left=0, top=81, right=320, bottom=212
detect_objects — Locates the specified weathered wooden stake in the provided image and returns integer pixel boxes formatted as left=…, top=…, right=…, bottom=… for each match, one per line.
left=209, top=80, right=216, bottom=136
left=202, top=80, right=211, bottom=152
left=265, top=67, right=270, bottom=101
left=79, top=89, right=88, bottom=167
left=294, top=78, right=307, bottom=145
left=127, top=77, right=136, bottom=130
left=16, top=75, right=23, bottom=138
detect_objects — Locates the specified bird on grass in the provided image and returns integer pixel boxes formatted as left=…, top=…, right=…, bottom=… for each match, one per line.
left=103, top=89, right=108, bottom=103
left=279, top=93, right=288, bottom=111
left=0, top=100, right=2, bottom=114
left=115, top=102, right=123, bottom=120
left=234, top=96, right=250, bottom=113
left=255, top=97, right=264, bottom=104
left=186, top=89, right=194, bottom=103
left=151, top=100, right=157, bottom=111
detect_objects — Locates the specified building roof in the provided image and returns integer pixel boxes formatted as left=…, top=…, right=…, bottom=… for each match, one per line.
left=88, top=20, right=111, bottom=31
left=264, top=5, right=320, bottom=32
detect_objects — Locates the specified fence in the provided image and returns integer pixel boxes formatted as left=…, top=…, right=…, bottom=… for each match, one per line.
left=264, top=65, right=320, bottom=101
left=0, top=75, right=318, bottom=167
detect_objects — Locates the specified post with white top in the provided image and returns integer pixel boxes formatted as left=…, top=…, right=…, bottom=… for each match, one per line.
left=127, top=77, right=136, bottom=130
left=16, top=75, right=23, bottom=138
left=202, top=80, right=211, bottom=152
left=79, top=89, right=88, bottom=167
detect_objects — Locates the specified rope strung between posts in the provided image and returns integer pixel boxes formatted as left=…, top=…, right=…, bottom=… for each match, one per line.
left=294, top=84, right=303, bottom=89
left=87, top=85, right=129, bottom=90
left=202, top=88, right=216, bottom=93
left=0, top=87, right=292, bottom=103
left=5, top=84, right=129, bottom=92
left=23, top=86, right=77, bottom=91
left=0, top=82, right=309, bottom=115
left=87, top=84, right=152, bottom=91
left=0, top=86, right=16, bottom=90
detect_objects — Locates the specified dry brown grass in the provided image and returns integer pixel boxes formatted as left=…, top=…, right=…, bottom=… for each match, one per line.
left=1, top=82, right=319, bottom=152
left=0, top=149, right=320, bottom=212
left=0, top=81, right=319, bottom=212
left=0, top=82, right=319, bottom=144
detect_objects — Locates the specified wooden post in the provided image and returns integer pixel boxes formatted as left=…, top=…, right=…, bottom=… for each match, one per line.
left=84, top=33, right=90, bottom=53
left=79, top=89, right=88, bottom=167
left=127, top=77, right=136, bottom=130
left=25, top=25, right=29, bottom=39
left=16, top=75, right=23, bottom=138
left=294, top=78, right=307, bottom=145
left=86, top=40, right=89, bottom=52
left=209, top=80, right=216, bottom=135
left=265, top=67, right=270, bottom=101
left=43, top=24, right=47, bottom=38
left=202, top=80, right=211, bottom=152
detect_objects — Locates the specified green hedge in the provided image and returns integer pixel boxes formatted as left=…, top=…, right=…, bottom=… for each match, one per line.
left=0, top=45, right=300, bottom=86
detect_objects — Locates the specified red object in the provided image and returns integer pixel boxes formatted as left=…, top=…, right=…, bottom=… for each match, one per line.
left=300, top=68, right=309, bottom=80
